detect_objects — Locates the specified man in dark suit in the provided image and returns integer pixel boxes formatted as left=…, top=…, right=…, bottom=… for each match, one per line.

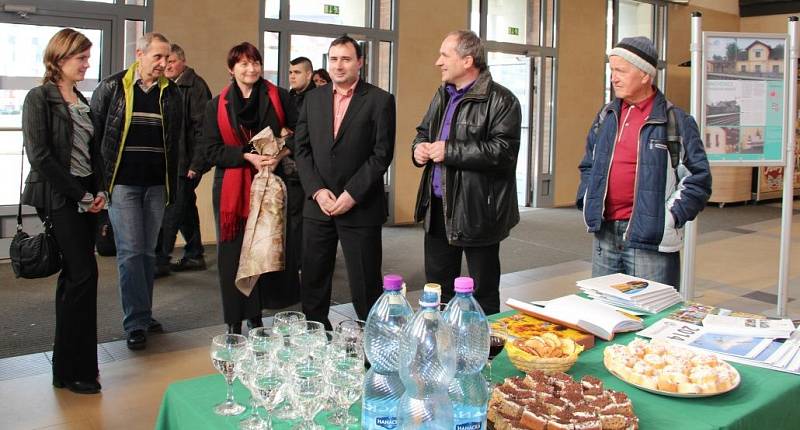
left=293, top=35, right=396, bottom=329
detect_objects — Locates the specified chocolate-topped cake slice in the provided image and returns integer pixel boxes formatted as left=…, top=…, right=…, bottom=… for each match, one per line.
left=580, top=375, right=604, bottom=395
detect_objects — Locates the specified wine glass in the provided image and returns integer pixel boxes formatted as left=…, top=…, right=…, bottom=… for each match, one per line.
left=249, top=327, right=282, bottom=364
left=271, top=321, right=306, bottom=421
left=335, top=319, right=366, bottom=344
left=248, top=362, right=286, bottom=430
left=239, top=329, right=281, bottom=430
left=210, top=333, right=248, bottom=416
left=483, top=320, right=508, bottom=388
left=290, top=320, right=327, bottom=361
left=327, top=337, right=364, bottom=426
left=292, top=358, right=327, bottom=430
left=273, top=311, right=306, bottom=338
left=236, top=353, right=266, bottom=430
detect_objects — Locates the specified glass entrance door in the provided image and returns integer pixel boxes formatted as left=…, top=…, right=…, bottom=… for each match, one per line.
left=488, top=52, right=533, bottom=206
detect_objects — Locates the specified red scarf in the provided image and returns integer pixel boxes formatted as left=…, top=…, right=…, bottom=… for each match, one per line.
left=217, top=79, right=286, bottom=242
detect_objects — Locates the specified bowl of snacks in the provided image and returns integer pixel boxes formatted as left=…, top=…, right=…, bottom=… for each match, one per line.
left=505, top=332, right=584, bottom=374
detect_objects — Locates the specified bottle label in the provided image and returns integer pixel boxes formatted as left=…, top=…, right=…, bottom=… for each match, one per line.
left=455, top=422, right=482, bottom=430
left=375, top=416, right=398, bottom=429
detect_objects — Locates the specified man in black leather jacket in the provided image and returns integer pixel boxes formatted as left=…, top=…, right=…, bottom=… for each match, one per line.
left=412, top=30, right=521, bottom=314
left=90, top=32, right=182, bottom=350
left=155, top=43, right=212, bottom=276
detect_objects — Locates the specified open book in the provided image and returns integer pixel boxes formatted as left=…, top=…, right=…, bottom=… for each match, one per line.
left=505, top=295, right=643, bottom=341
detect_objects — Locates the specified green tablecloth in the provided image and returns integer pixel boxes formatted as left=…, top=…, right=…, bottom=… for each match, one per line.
left=156, top=308, right=800, bottom=429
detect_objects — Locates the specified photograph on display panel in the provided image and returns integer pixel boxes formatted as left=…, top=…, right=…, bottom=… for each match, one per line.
left=702, top=32, right=788, bottom=165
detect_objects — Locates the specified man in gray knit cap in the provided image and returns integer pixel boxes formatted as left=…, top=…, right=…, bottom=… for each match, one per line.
left=577, top=36, right=712, bottom=289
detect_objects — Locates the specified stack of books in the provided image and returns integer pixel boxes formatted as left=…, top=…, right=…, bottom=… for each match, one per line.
left=576, top=273, right=682, bottom=314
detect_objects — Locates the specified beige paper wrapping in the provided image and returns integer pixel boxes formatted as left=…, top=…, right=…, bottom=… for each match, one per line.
left=235, top=127, right=287, bottom=296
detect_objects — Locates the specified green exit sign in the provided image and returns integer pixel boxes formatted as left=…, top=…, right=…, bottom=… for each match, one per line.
left=508, top=27, right=519, bottom=36
left=324, top=4, right=340, bottom=15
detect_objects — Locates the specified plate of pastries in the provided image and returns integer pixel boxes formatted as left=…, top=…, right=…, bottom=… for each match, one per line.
left=488, top=369, right=639, bottom=430
left=603, top=338, right=740, bottom=397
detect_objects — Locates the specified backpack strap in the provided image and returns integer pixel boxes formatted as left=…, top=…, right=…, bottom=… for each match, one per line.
left=664, top=101, right=683, bottom=169
left=592, top=101, right=616, bottom=136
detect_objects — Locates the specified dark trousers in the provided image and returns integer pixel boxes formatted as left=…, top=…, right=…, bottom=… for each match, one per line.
left=157, top=176, right=204, bottom=265
left=285, top=179, right=304, bottom=272
left=301, top=217, right=382, bottom=330
left=37, top=191, right=98, bottom=383
left=424, top=197, right=502, bottom=314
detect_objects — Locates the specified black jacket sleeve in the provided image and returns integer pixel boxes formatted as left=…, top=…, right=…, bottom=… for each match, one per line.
left=444, top=88, right=521, bottom=171
left=22, top=88, right=86, bottom=203
left=188, top=76, right=213, bottom=174
left=201, top=97, right=247, bottom=169
left=344, top=92, right=396, bottom=203
left=292, top=92, right=325, bottom=198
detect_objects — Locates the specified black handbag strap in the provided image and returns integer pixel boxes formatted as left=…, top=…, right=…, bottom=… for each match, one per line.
left=16, top=142, right=24, bottom=232
left=17, top=135, right=52, bottom=233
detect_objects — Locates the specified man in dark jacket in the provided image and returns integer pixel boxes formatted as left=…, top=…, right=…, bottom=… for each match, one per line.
left=156, top=43, right=212, bottom=276
left=412, top=30, right=521, bottom=315
left=577, top=37, right=711, bottom=289
left=293, top=36, right=396, bottom=329
left=288, top=56, right=316, bottom=109
left=91, top=32, right=182, bottom=350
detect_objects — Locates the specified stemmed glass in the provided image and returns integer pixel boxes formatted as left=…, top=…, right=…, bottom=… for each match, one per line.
left=248, top=362, right=286, bottom=430
left=483, top=320, right=508, bottom=388
left=210, top=334, right=248, bottom=416
left=271, top=312, right=307, bottom=421
left=239, top=328, right=282, bottom=429
left=290, top=321, right=327, bottom=362
left=292, top=358, right=327, bottom=430
left=273, top=311, right=306, bottom=338
left=327, top=336, right=364, bottom=427
left=335, top=319, right=366, bottom=345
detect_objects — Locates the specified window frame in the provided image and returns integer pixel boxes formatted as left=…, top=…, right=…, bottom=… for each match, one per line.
left=470, top=0, right=559, bottom=208
left=0, top=0, right=152, bottom=215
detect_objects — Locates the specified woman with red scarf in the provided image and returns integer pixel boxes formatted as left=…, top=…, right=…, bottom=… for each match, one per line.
left=202, top=42, right=300, bottom=334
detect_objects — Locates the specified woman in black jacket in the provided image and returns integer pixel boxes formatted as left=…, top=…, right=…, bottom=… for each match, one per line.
left=21, top=28, right=106, bottom=394
left=201, top=42, right=300, bottom=334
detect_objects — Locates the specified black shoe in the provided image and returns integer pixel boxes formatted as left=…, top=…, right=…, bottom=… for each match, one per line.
left=148, top=319, right=163, bottom=333
left=155, top=264, right=171, bottom=278
left=170, top=257, right=207, bottom=272
left=53, top=377, right=101, bottom=394
left=246, top=316, right=263, bottom=330
left=127, top=329, right=147, bottom=350
left=227, top=322, right=242, bottom=335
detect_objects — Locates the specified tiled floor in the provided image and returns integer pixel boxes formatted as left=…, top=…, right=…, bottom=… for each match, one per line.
left=0, top=206, right=798, bottom=429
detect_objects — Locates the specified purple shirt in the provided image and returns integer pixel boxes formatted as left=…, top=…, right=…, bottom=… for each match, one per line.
left=432, top=81, right=475, bottom=198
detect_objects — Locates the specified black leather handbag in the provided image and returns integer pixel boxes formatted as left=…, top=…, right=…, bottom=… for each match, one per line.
left=9, top=142, right=62, bottom=279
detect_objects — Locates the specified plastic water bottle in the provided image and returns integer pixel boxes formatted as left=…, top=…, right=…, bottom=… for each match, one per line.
left=397, top=290, right=457, bottom=430
left=423, top=283, right=443, bottom=310
left=443, top=277, right=491, bottom=430
left=362, top=274, right=414, bottom=430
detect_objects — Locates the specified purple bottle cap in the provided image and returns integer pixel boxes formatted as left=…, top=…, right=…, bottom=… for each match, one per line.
left=454, top=277, right=474, bottom=293
left=383, top=274, right=403, bottom=290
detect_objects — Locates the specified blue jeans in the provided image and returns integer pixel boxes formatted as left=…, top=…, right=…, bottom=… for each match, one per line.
left=592, top=220, right=681, bottom=289
left=109, top=185, right=166, bottom=334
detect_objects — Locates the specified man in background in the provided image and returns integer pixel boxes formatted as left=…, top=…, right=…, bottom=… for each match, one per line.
left=156, top=43, right=212, bottom=277
left=288, top=56, right=316, bottom=109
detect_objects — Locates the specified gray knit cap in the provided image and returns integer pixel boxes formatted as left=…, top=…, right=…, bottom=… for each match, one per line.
left=607, top=36, right=658, bottom=78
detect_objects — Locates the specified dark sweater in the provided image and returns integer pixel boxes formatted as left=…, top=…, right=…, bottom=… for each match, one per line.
left=115, top=85, right=165, bottom=186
